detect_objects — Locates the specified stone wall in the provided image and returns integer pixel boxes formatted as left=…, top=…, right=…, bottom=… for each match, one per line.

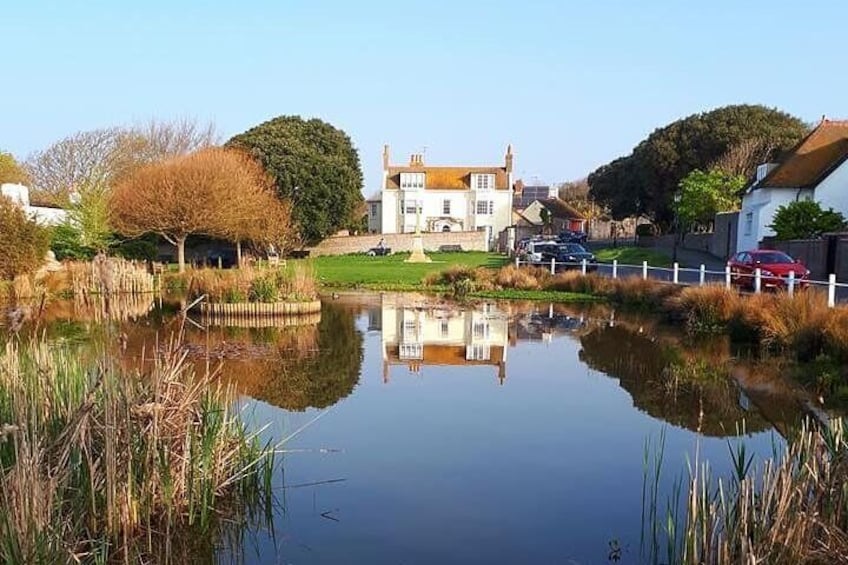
left=306, top=231, right=490, bottom=256
left=711, top=211, right=739, bottom=259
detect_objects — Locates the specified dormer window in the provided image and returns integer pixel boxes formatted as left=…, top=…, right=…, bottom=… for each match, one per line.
left=473, top=174, right=495, bottom=190
left=400, top=172, right=425, bottom=189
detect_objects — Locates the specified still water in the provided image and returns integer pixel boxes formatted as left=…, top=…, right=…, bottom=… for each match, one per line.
left=33, top=293, right=814, bottom=564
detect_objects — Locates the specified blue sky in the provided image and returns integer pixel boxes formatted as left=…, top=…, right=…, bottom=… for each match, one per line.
left=2, top=0, right=846, bottom=194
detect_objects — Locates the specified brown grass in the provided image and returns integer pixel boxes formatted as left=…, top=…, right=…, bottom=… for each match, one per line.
left=180, top=263, right=318, bottom=303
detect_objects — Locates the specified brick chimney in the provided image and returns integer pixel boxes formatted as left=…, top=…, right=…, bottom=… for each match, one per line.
left=383, top=144, right=390, bottom=170
left=505, top=144, right=513, bottom=173
left=409, top=153, right=424, bottom=167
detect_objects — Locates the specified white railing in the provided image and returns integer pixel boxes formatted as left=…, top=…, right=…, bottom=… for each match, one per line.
left=513, top=256, right=847, bottom=307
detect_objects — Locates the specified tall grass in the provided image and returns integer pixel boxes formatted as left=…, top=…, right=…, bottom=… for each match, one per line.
left=0, top=335, right=275, bottom=564
left=178, top=263, right=318, bottom=303
left=645, top=419, right=848, bottom=564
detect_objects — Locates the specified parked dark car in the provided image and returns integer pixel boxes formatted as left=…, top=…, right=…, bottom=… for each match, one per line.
left=539, top=243, right=597, bottom=271
left=727, top=249, right=810, bottom=290
left=557, top=230, right=588, bottom=244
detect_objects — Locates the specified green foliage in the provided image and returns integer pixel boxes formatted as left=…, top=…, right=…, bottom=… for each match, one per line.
left=50, top=222, right=96, bottom=261
left=675, top=169, right=745, bottom=228
left=594, top=247, right=672, bottom=267
left=588, top=104, right=807, bottom=224
left=0, top=196, right=51, bottom=280
left=111, top=234, right=158, bottom=261
left=770, top=200, right=847, bottom=240
left=227, top=115, right=364, bottom=244
left=68, top=182, right=113, bottom=252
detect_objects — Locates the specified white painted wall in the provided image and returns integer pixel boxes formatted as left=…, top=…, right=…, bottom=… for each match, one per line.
left=737, top=186, right=813, bottom=251
left=378, top=186, right=513, bottom=244
left=1, top=183, right=68, bottom=226
left=811, top=159, right=848, bottom=217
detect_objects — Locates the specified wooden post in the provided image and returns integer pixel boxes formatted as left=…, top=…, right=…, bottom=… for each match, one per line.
left=725, top=265, right=731, bottom=289
left=612, top=260, right=618, bottom=279
left=642, top=261, right=648, bottom=280
left=673, top=262, right=679, bottom=285
left=787, top=270, right=795, bottom=297
left=699, top=264, right=705, bottom=286
left=754, top=268, right=762, bottom=294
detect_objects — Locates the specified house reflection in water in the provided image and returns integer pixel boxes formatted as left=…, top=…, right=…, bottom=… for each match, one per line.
left=379, top=296, right=509, bottom=384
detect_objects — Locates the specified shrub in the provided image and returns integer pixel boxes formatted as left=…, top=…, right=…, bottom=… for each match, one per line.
left=0, top=195, right=51, bottom=280
left=636, top=223, right=657, bottom=237
left=667, top=285, right=741, bottom=334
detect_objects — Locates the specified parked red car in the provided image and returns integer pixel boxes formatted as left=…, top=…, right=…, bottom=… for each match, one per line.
left=727, top=249, right=811, bottom=290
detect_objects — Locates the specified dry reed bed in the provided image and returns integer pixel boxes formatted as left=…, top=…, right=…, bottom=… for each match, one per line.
left=427, top=265, right=848, bottom=360
left=645, top=419, right=848, bottom=564
left=0, top=337, right=273, bottom=563
left=176, top=263, right=318, bottom=304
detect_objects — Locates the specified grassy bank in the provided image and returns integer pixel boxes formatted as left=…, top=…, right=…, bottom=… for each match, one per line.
left=0, top=337, right=274, bottom=563
left=594, top=246, right=672, bottom=267
left=310, top=251, right=508, bottom=288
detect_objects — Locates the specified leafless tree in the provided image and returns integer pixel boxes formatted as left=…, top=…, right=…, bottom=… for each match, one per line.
left=712, top=138, right=777, bottom=178
left=24, top=118, right=218, bottom=205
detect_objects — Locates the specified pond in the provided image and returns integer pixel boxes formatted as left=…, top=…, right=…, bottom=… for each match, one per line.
left=10, top=292, right=820, bottom=564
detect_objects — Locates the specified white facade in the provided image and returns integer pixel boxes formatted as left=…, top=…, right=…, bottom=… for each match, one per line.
left=374, top=146, right=515, bottom=248
left=1, top=183, right=67, bottom=226
left=737, top=159, right=848, bottom=252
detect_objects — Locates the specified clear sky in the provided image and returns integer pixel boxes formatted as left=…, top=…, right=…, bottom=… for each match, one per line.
left=2, top=0, right=846, bottom=195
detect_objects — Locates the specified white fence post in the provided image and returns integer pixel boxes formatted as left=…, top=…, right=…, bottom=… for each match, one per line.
left=612, top=259, right=618, bottom=279
left=550, top=258, right=556, bottom=275
left=699, top=264, right=705, bottom=286
left=673, top=262, right=679, bottom=285
left=642, top=261, right=648, bottom=280
left=787, top=271, right=795, bottom=297
left=725, top=265, right=731, bottom=289
left=754, top=268, right=762, bottom=294
left=581, top=259, right=587, bottom=275
left=515, top=256, right=519, bottom=268
left=828, top=274, right=837, bottom=308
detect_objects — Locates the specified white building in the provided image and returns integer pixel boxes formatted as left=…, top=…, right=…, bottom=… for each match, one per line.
left=738, top=119, right=848, bottom=251
left=372, top=145, right=515, bottom=247
left=1, top=183, right=67, bottom=225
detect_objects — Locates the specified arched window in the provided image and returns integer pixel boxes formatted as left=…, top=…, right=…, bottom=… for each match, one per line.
left=442, top=225, right=451, bottom=232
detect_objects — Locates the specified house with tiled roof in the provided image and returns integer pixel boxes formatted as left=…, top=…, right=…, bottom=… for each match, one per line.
left=372, top=145, right=515, bottom=247
left=738, top=118, right=848, bottom=251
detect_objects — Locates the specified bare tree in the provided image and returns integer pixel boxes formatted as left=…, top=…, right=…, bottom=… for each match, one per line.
left=24, top=118, right=217, bottom=204
left=712, top=138, right=777, bottom=178
left=111, top=147, right=289, bottom=273
left=558, top=177, right=607, bottom=220
left=25, top=128, right=124, bottom=205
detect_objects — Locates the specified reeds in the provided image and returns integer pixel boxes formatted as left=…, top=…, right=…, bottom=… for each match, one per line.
left=0, top=336, right=274, bottom=563
left=645, top=419, right=848, bottom=564
left=181, top=263, right=318, bottom=304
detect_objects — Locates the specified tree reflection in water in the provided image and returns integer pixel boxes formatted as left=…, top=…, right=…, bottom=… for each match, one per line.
left=185, top=303, right=363, bottom=411
left=579, top=324, right=772, bottom=437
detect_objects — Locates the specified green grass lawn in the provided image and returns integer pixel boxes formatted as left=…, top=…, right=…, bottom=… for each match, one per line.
left=594, top=247, right=672, bottom=268
left=307, top=251, right=509, bottom=287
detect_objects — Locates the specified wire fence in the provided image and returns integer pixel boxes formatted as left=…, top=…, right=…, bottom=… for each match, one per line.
left=514, top=257, right=848, bottom=307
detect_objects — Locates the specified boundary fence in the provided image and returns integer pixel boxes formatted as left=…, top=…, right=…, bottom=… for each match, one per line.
left=515, top=257, right=848, bottom=307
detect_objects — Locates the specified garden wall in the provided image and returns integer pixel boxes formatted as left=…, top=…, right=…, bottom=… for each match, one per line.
left=767, top=236, right=848, bottom=281
left=306, top=231, right=489, bottom=256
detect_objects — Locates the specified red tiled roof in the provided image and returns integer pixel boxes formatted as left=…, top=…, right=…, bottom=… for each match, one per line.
left=384, top=166, right=509, bottom=190
left=760, top=119, right=848, bottom=189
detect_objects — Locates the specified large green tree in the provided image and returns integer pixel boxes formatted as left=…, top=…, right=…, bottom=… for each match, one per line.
left=588, top=105, right=808, bottom=226
left=227, top=116, right=364, bottom=244
left=675, top=169, right=745, bottom=229
left=770, top=200, right=847, bottom=240
left=0, top=195, right=50, bottom=280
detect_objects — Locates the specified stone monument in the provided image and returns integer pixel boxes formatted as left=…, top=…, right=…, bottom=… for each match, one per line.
left=405, top=204, right=431, bottom=263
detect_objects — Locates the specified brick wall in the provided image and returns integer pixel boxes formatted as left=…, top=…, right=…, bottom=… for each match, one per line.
left=306, top=231, right=489, bottom=256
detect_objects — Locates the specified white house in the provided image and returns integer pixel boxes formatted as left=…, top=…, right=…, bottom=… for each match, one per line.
left=372, top=145, right=515, bottom=247
left=1, top=183, right=68, bottom=226
left=738, top=118, right=848, bottom=251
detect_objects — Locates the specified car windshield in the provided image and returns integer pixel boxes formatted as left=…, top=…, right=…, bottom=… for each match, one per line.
left=558, top=244, right=587, bottom=254
left=755, top=251, right=794, bottom=264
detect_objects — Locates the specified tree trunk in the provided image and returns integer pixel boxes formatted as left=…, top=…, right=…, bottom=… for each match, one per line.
left=236, top=240, right=243, bottom=268
left=177, top=236, right=187, bottom=274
